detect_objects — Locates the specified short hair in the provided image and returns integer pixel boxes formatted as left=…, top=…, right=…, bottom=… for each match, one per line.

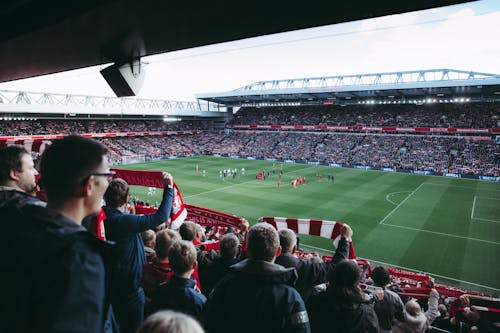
left=246, top=223, right=279, bottom=262
left=104, top=178, right=129, bottom=208
left=278, top=229, right=296, bottom=253
left=219, top=233, right=240, bottom=259
left=142, top=229, right=156, bottom=247
left=0, top=145, right=29, bottom=185
left=40, top=135, right=107, bottom=201
left=371, top=266, right=390, bottom=287
left=136, top=310, right=204, bottom=333
left=169, top=240, right=197, bottom=275
left=155, top=229, right=181, bottom=259
left=179, top=221, right=197, bottom=241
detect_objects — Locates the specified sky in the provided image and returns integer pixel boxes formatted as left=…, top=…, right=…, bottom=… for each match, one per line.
left=1, top=0, right=499, bottom=102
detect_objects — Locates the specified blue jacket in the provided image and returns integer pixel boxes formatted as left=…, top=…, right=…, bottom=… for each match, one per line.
left=104, top=186, right=173, bottom=293
left=150, top=275, right=207, bottom=320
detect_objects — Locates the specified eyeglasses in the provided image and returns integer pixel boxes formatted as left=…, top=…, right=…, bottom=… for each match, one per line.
left=89, top=171, right=116, bottom=182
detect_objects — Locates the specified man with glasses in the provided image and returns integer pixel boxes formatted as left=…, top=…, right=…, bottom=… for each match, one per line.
left=0, top=135, right=117, bottom=333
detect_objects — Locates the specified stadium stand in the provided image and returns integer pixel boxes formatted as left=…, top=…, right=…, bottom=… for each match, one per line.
left=1, top=102, right=498, bottom=177
left=1, top=102, right=499, bottom=332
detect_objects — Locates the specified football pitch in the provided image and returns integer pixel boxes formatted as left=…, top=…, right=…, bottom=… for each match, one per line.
left=117, top=156, right=500, bottom=296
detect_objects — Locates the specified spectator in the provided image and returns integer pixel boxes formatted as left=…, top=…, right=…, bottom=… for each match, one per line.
left=204, top=222, right=311, bottom=333
left=432, top=303, right=473, bottom=333
left=307, top=259, right=381, bottom=333
left=393, top=288, right=440, bottom=333
left=275, top=225, right=351, bottom=302
left=137, top=310, right=204, bottom=333
left=450, top=295, right=499, bottom=333
left=179, top=221, right=198, bottom=242
left=103, top=173, right=174, bottom=333
left=370, top=266, right=406, bottom=333
left=0, top=135, right=116, bottom=333
left=193, top=224, right=205, bottom=245
left=178, top=221, right=203, bottom=289
left=0, top=145, right=42, bottom=207
left=142, top=230, right=181, bottom=299
left=200, top=233, right=240, bottom=296
left=142, top=229, right=157, bottom=262
left=151, top=240, right=207, bottom=320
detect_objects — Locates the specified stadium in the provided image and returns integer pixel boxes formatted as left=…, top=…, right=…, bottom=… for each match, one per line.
left=1, top=1, right=499, bottom=332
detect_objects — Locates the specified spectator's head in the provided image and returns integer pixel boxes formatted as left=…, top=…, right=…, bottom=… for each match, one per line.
left=438, top=304, right=448, bottom=318
left=219, top=233, right=240, bottom=259
left=217, top=226, right=228, bottom=235
left=142, top=229, right=156, bottom=249
left=155, top=229, right=181, bottom=260
left=246, top=223, right=281, bottom=262
left=40, top=135, right=110, bottom=215
left=104, top=178, right=129, bottom=208
left=168, top=240, right=197, bottom=276
left=328, top=259, right=362, bottom=297
left=278, top=229, right=297, bottom=254
left=179, top=221, right=197, bottom=241
left=194, top=224, right=205, bottom=242
left=136, top=310, right=204, bottom=333
left=0, top=145, right=38, bottom=193
left=371, top=266, right=390, bottom=287
left=405, top=300, right=422, bottom=316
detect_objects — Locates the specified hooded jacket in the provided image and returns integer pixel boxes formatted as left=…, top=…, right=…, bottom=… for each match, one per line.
left=204, top=258, right=311, bottom=333
left=0, top=203, right=114, bottom=333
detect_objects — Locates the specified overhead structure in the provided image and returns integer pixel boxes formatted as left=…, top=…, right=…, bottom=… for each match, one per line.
left=196, top=69, right=500, bottom=106
left=0, top=90, right=225, bottom=118
left=0, top=1, right=471, bottom=84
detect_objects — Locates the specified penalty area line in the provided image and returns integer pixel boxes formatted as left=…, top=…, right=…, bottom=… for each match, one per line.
left=379, top=223, right=500, bottom=246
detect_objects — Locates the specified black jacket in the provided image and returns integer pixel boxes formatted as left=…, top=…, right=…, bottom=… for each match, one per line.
left=307, top=289, right=380, bottom=333
left=0, top=187, right=45, bottom=209
left=204, top=259, right=311, bottom=333
left=275, top=236, right=350, bottom=302
left=199, top=256, right=239, bottom=296
left=0, top=204, right=115, bottom=333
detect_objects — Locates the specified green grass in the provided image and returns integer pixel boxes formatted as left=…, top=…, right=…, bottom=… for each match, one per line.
left=115, top=156, right=500, bottom=296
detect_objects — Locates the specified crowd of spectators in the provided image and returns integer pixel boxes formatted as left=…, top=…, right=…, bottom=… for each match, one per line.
left=230, top=103, right=500, bottom=128
left=1, top=103, right=498, bottom=177
left=98, top=132, right=499, bottom=177
left=0, top=119, right=209, bottom=136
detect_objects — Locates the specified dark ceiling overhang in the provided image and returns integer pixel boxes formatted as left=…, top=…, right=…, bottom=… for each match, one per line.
left=0, top=0, right=472, bottom=83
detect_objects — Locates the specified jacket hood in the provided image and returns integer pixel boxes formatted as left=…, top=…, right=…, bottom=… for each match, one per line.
left=229, top=258, right=298, bottom=286
left=394, top=313, right=428, bottom=333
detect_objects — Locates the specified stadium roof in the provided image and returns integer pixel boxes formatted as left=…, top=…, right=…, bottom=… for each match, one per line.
left=0, top=1, right=471, bottom=84
left=196, top=69, right=500, bottom=106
